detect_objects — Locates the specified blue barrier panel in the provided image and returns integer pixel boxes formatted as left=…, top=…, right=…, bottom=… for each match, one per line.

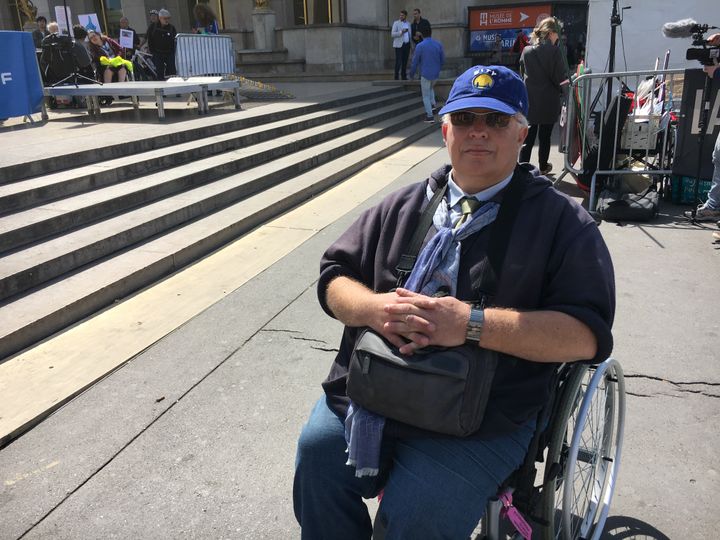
left=0, top=31, right=44, bottom=119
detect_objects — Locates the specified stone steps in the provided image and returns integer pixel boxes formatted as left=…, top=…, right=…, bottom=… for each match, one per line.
left=0, top=97, right=420, bottom=253
left=0, top=86, right=400, bottom=184
left=0, top=88, right=434, bottom=359
left=0, top=91, right=409, bottom=215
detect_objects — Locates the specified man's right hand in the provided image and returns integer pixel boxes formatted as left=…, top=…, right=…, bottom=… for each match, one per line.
left=325, top=277, right=436, bottom=351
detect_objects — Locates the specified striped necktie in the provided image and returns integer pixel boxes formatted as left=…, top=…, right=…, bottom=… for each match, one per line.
left=454, top=196, right=482, bottom=230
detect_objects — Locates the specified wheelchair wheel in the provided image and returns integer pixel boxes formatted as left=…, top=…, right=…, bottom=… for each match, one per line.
left=539, top=359, right=626, bottom=540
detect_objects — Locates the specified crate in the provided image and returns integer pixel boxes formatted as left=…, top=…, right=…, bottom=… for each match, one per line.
left=620, top=115, right=662, bottom=150
left=670, top=175, right=712, bottom=205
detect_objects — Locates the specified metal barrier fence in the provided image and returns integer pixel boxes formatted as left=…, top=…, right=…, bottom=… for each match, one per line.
left=175, top=33, right=235, bottom=79
left=561, top=68, right=685, bottom=210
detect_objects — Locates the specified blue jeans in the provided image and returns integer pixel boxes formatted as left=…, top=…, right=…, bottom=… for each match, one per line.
left=293, top=397, right=535, bottom=540
left=420, top=77, right=437, bottom=118
left=706, top=130, right=720, bottom=210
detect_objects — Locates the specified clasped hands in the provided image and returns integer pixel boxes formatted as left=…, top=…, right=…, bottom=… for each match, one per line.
left=372, top=288, right=471, bottom=355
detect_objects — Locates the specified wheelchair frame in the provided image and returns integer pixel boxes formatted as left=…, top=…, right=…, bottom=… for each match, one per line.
left=478, top=358, right=626, bottom=540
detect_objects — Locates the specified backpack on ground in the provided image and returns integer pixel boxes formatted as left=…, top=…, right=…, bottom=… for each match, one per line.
left=596, top=186, right=659, bottom=222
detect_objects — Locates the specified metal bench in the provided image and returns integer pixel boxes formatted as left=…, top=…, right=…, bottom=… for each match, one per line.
left=42, top=34, right=242, bottom=120
left=43, top=80, right=207, bottom=119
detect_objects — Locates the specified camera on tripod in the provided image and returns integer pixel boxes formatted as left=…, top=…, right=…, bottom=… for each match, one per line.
left=685, top=24, right=720, bottom=66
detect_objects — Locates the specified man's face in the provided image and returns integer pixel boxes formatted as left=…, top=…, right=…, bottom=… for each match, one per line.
left=413, top=10, right=420, bottom=21
left=38, top=19, right=46, bottom=31
left=442, top=108, right=528, bottom=189
left=150, top=14, right=158, bottom=23
left=399, top=12, right=406, bottom=22
left=159, top=16, right=171, bottom=26
left=120, top=18, right=129, bottom=29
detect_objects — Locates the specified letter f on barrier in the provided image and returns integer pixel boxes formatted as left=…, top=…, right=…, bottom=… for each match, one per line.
left=0, top=73, right=12, bottom=84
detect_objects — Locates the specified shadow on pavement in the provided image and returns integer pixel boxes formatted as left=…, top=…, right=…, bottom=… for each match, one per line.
left=600, top=515, right=671, bottom=540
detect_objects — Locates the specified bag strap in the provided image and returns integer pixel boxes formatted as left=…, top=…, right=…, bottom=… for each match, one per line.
left=395, top=168, right=528, bottom=298
left=395, top=181, right=448, bottom=287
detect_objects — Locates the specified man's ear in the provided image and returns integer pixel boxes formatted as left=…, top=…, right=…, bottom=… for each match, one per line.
left=517, top=125, right=529, bottom=144
left=441, top=122, right=448, bottom=143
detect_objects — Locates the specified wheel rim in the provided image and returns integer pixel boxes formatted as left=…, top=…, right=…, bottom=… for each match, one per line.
left=556, top=359, right=625, bottom=540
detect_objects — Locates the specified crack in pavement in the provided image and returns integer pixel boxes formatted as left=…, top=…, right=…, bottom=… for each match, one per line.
left=624, top=373, right=720, bottom=387
left=624, top=373, right=720, bottom=399
left=310, top=346, right=340, bottom=353
left=290, top=336, right=329, bottom=345
left=626, top=391, right=653, bottom=398
left=259, top=329, right=331, bottom=347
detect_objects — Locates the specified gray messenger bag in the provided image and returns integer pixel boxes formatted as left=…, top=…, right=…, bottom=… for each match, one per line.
left=347, top=329, right=498, bottom=436
left=346, top=171, right=527, bottom=437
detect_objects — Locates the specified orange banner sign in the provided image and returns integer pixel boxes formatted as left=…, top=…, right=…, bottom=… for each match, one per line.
left=469, top=5, right=552, bottom=31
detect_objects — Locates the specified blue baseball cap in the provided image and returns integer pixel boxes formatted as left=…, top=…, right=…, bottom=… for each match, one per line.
left=438, top=65, right=528, bottom=117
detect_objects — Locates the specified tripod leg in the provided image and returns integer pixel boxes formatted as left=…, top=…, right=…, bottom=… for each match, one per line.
left=690, top=73, right=714, bottom=220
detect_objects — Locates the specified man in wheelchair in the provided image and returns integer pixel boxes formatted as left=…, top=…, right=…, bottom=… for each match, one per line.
left=294, top=65, right=616, bottom=539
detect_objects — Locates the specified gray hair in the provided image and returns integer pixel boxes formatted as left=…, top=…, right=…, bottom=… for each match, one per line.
left=47, top=21, right=59, bottom=33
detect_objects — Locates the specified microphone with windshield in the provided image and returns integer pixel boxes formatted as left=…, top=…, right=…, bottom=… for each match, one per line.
left=662, top=19, right=704, bottom=38
left=662, top=19, right=718, bottom=43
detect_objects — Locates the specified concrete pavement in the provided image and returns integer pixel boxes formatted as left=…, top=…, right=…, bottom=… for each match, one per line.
left=1, top=94, right=719, bottom=538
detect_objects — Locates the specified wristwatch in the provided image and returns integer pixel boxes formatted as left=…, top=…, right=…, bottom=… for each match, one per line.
left=465, top=307, right=485, bottom=343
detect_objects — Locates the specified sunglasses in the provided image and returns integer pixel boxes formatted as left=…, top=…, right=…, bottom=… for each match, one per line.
left=449, top=111, right=515, bottom=129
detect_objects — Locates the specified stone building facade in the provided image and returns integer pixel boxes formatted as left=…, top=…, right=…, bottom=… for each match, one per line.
left=2, top=0, right=589, bottom=76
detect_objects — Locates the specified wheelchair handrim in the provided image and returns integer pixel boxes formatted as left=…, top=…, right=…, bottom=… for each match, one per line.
left=561, top=358, right=625, bottom=540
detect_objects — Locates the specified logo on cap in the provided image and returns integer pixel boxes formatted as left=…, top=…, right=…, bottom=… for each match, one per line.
left=472, top=73, right=494, bottom=91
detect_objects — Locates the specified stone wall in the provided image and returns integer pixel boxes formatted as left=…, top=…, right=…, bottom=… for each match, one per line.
left=281, top=24, right=391, bottom=73
left=345, top=0, right=387, bottom=27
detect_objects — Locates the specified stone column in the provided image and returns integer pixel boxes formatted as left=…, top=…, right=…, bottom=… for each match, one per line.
left=252, top=0, right=276, bottom=50
left=120, top=0, right=148, bottom=36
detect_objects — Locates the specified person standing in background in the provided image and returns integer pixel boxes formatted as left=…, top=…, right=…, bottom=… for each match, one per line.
left=410, top=8, right=431, bottom=48
left=118, top=16, right=140, bottom=59
left=148, top=9, right=159, bottom=29
left=511, top=29, right=530, bottom=69
left=685, top=32, right=720, bottom=226
left=409, top=28, right=444, bottom=123
left=147, top=8, right=177, bottom=80
left=490, top=34, right=503, bottom=64
left=391, top=10, right=411, bottom=81
left=193, top=3, right=219, bottom=34
left=140, top=9, right=159, bottom=50
left=32, top=16, right=49, bottom=48
left=519, top=17, right=569, bottom=175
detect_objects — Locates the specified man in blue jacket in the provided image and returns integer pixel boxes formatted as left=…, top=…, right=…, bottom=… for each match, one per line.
left=409, top=28, right=445, bottom=123
left=293, top=65, right=615, bottom=539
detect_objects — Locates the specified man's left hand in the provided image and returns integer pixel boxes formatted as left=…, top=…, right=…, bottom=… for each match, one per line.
left=382, top=288, right=470, bottom=354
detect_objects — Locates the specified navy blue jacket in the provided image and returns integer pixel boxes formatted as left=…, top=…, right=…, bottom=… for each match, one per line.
left=318, top=164, right=615, bottom=438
